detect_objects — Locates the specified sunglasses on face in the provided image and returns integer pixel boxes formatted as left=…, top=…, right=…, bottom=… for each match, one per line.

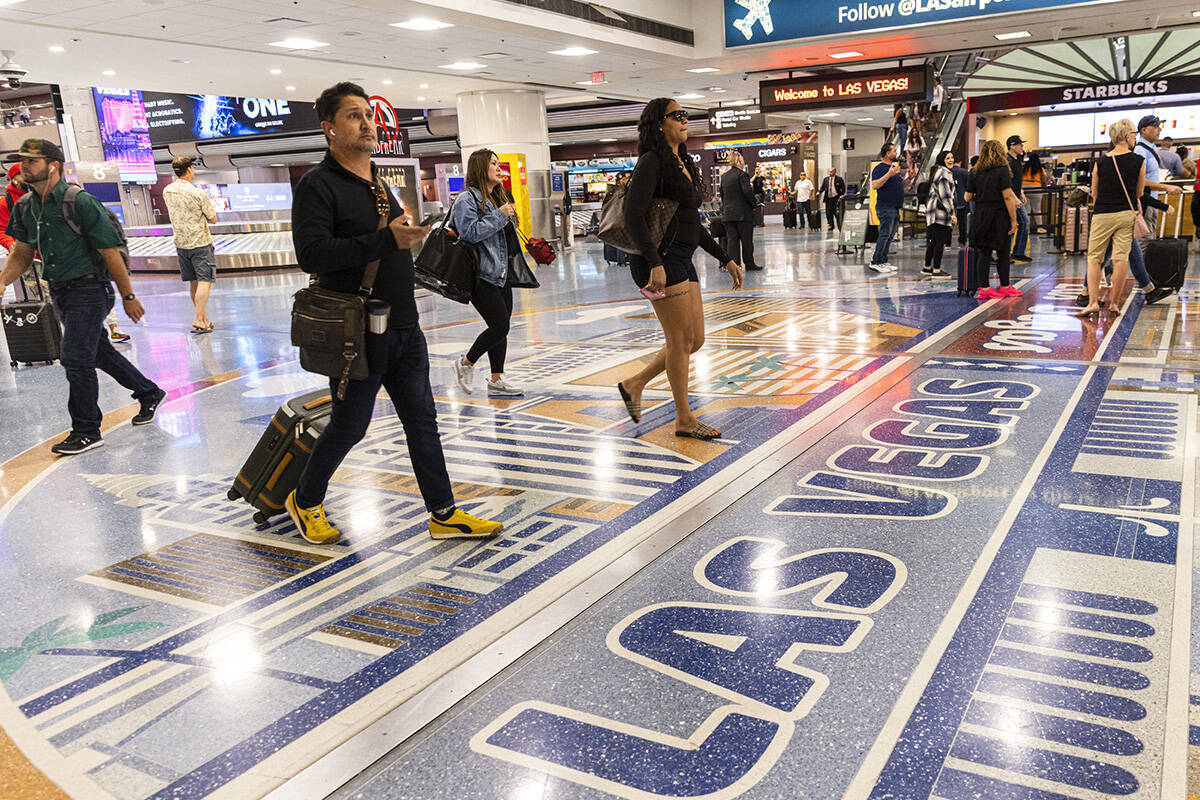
left=371, top=183, right=390, bottom=217
left=662, top=110, right=688, bottom=122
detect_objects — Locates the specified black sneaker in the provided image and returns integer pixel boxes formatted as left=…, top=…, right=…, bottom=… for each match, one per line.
left=51, top=433, right=104, bottom=456
left=1011, top=254, right=1032, bottom=263
left=1074, top=292, right=1090, bottom=307
left=132, top=389, right=167, bottom=426
left=1144, top=286, right=1174, bottom=305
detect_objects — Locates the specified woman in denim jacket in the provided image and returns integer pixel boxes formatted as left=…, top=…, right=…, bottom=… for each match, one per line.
left=449, top=149, right=523, bottom=397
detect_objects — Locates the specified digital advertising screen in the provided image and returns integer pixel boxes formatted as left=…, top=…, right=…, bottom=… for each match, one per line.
left=91, top=88, right=157, bottom=184
left=1039, top=103, right=1200, bottom=147
left=142, top=92, right=320, bottom=145
left=195, top=183, right=293, bottom=213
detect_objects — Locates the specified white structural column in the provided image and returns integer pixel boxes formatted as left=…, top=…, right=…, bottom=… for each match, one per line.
left=456, top=89, right=552, bottom=237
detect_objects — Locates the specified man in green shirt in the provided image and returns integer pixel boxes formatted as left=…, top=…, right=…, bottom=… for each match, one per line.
left=0, top=139, right=164, bottom=455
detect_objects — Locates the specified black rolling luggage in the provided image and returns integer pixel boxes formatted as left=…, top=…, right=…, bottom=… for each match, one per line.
left=754, top=204, right=765, bottom=227
left=3, top=262, right=62, bottom=366
left=808, top=209, right=822, bottom=229
left=228, top=390, right=333, bottom=524
left=956, top=247, right=979, bottom=297
left=783, top=204, right=797, bottom=229
left=603, top=242, right=630, bottom=265
left=1144, top=238, right=1189, bottom=291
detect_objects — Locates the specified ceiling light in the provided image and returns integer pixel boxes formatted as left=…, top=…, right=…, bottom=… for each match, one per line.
left=48, top=45, right=64, bottom=53
left=726, top=99, right=753, bottom=107
left=391, top=17, right=454, bottom=30
left=687, top=67, right=720, bottom=73
left=419, top=83, right=429, bottom=88
left=550, top=47, right=597, bottom=56
left=830, top=51, right=863, bottom=59
left=102, top=70, right=116, bottom=76
left=857, top=117, right=873, bottom=121
left=269, top=38, right=328, bottom=49
left=598, top=138, right=617, bottom=142
left=269, top=163, right=286, bottom=167
left=270, top=68, right=282, bottom=74
left=816, top=112, right=841, bottom=117
left=673, top=93, right=704, bottom=99
left=382, top=79, right=392, bottom=85
left=994, top=30, right=1031, bottom=40
left=1009, top=111, right=1018, bottom=115
left=285, top=85, right=296, bottom=91
left=440, top=61, right=485, bottom=70
left=549, top=142, right=562, bottom=146
left=417, top=96, right=426, bottom=101
left=1193, top=10, right=1200, bottom=15
left=575, top=79, right=604, bottom=85
left=478, top=52, right=509, bottom=60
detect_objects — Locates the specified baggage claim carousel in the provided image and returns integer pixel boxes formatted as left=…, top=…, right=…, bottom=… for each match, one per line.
left=126, top=220, right=297, bottom=273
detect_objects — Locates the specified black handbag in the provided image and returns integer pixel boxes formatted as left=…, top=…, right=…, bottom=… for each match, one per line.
left=290, top=179, right=389, bottom=400
left=414, top=193, right=478, bottom=303
left=506, top=223, right=541, bottom=289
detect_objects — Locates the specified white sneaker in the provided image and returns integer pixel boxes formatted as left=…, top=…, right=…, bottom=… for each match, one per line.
left=453, top=355, right=475, bottom=395
left=868, top=263, right=895, bottom=273
left=487, top=377, right=524, bottom=397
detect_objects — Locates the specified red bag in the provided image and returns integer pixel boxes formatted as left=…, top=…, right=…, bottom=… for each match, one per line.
left=524, top=235, right=556, bottom=265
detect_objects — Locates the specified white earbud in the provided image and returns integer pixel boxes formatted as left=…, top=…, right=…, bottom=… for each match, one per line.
left=331, top=131, right=337, bottom=137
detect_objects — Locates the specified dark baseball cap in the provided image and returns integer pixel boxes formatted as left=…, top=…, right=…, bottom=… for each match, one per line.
left=1138, top=114, right=1163, bottom=130
left=7, top=138, right=65, bottom=162
left=172, top=155, right=197, bottom=176
left=1005, top=135, right=1026, bottom=148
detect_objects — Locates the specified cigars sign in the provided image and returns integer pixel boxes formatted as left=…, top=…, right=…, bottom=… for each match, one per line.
left=760, top=65, right=930, bottom=113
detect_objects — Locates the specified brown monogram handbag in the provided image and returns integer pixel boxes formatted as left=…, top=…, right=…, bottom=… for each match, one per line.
left=598, top=173, right=677, bottom=255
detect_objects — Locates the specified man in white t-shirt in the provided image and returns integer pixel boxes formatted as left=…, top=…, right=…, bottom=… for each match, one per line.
left=793, top=172, right=815, bottom=230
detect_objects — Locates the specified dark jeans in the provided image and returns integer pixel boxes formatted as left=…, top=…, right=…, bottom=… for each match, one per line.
left=797, top=199, right=811, bottom=228
left=924, top=223, right=952, bottom=271
left=956, top=206, right=969, bottom=244
left=725, top=219, right=758, bottom=269
left=1012, top=203, right=1029, bottom=257
left=466, top=278, right=514, bottom=374
left=51, top=281, right=159, bottom=438
left=295, top=325, right=453, bottom=513
left=973, top=246, right=1012, bottom=288
left=872, top=206, right=900, bottom=265
left=825, top=200, right=840, bottom=229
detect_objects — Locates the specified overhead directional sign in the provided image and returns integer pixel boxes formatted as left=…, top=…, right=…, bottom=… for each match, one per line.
left=725, top=0, right=1108, bottom=47
left=708, top=105, right=766, bottom=134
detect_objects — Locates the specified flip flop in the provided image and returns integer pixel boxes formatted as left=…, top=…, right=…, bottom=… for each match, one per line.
left=675, top=422, right=722, bottom=441
left=617, top=382, right=640, bottom=423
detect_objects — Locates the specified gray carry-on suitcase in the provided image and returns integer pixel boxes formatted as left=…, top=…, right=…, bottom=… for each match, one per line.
left=228, top=390, right=333, bottom=524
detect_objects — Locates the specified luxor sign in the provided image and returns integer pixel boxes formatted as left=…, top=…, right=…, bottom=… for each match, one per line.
left=760, top=65, right=930, bottom=113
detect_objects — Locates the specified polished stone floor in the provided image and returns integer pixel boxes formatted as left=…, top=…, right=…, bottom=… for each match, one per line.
left=0, top=227, right=1197, bottom=800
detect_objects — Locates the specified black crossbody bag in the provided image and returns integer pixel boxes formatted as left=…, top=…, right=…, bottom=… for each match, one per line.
left=290, top=179, right=389, bottom=400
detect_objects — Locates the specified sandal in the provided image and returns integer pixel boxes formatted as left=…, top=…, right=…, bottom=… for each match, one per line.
left=675, top=422, right=722, bottom=441
left=617, top=382, right=641, bottom=423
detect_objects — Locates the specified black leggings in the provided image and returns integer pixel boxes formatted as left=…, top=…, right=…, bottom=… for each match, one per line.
left=973, top=246, right=1011, bottom=288
left=466, top=278, right=514, bottom=374
left=924, top=223, right=951, bottom=271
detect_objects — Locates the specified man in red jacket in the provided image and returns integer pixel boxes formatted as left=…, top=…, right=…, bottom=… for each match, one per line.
left=0, top=162, right=25, bottom=253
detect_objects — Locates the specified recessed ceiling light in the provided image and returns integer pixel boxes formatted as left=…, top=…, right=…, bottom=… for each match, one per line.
left=440, top=61, right=485, bottom=70
left=382, top=79, right=392, bottom=85
left=856, top=117, right=873, bottom=121
left=548, top=142, right=562, bottom=146
left=726, top=99, right=753, bottom=107
left=269, top=38, right=328, bottom=49
left=285, top=85, right=296, bottom=91
left=575, top=79, right=604, bottom=85
left=1193, top=10, right=1200, bottom=15
left=687, top=67, right=720, bottom=73
left=994, top=30, right=1031, bottom=40
left=419, top=83, right=429, bottom=88
left=550, top=47, right=597, bottom=56
left=815, top=112, right=841, bottom=117
left=102, top=70, right=116, bottom=76
left=48, top=45, right=64, bottom=53
left=709, top=87, right=726, bottom=93
left=1009, top=111, right=1018, bottom=116
left=830, top=50, right=863, bottom=59
left=598, top=138, right=617, bottom=142
left=270, top=68, right=282, bottom=74
left=391, top=18, right=454, bottom=30
left=269, top=163, right=286, bottom=167
left=417, top=96, right=426, bottom=101
left=478, top=52, right=509, bottom=59
left=673, top=93, right=705, bottom=99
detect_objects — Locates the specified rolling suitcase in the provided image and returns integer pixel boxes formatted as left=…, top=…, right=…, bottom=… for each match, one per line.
left=602, top=242, right=629, bottom=265
left=809, top=209, right=822, bottom=229
left=754, top=204, right=765, bottom=227
left=783, top=205, right=797, bottom=229
left=956, top=247, right=979, bottom=297
left=228, top=390, right=333, bottom=524
left=1063, top=205, right=1090, bottom=254
left=2, top=261, right=62, bottom=367
left=1145, top=192, right=1190, bottom=291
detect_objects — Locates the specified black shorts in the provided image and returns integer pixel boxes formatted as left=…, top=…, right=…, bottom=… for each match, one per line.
left=630, top=241, right=699, bottom=289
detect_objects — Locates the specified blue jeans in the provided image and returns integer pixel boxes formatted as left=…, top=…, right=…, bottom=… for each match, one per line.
left=1102, top=239, right=1151, bottom=288
left=296, top=324, right=454, bottom=513
left=1012, top=203, right=1029, bottom=257
left=51, top=281, right=160, bottom=438
left=872, top=206, right=900, bottom=265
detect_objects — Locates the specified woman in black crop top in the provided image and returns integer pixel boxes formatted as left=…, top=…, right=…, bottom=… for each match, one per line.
left=1074, top=118, right=1146, bottom=318
left=616, top=97, right=742, bottom=441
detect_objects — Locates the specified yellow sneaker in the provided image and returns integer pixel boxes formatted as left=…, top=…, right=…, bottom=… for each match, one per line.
left=429, top=507, right=503, bottom=540
left=285, top=490, right=342, bottom=544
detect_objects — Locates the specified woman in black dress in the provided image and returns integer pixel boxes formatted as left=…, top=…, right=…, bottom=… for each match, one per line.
left=616, top=98, right=743, bottom=440
left=964, top=139, right=1020, bottom=299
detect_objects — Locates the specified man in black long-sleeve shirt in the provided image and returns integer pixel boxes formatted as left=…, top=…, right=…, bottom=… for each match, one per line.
left=286, top=81, right=501, bottom=544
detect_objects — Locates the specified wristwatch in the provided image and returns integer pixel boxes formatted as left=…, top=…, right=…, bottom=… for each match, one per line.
left=123, top=293, right=136, bottom=301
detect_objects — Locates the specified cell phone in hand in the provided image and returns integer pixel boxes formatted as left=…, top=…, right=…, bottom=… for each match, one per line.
left=417, top=213, right=443, bottom=227
left=640, top=286, right=665, bottom=301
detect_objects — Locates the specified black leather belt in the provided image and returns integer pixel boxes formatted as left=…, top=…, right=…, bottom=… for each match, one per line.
left=48, top=276, right=105, bottom=290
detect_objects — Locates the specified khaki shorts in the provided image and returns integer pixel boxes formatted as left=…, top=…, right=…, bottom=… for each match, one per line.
left=1087, top=210, right=1136, bottom=263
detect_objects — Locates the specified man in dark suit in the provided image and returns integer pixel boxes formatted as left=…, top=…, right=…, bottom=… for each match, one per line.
left=817, top=167, right=846, bottom=231
left=721, top=153, right=761, bottom=270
